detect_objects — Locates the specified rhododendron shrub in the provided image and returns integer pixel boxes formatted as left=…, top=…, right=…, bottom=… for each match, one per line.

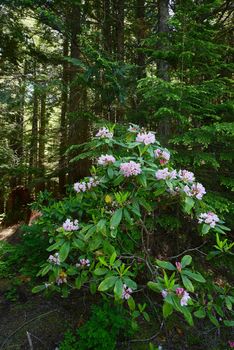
left=33, top=125, right=233, bottom=330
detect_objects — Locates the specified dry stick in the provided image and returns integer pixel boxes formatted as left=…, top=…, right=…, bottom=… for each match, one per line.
left=0, top=310, right=57, bottom=350
left=27, top=332, right=48, bottom=349
left=26, top=332, right=34, bottom=350
left=167, top=241, right=207, bottom=260
left=127, top=321, right=164, bottom=343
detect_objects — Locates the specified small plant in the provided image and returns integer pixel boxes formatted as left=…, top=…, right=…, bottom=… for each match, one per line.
left=59, top=301, right=134, bottom=350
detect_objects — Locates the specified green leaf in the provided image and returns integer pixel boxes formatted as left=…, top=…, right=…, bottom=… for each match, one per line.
left=224, top=320, right=234, bottom=327
left=201, top=224, right=210, bottom=235
left=143, top=311, right=150, bottom=322
left=153, top=187, right=165, bottom=197
left=194, top=308, right=206, bottom=319
left=107, top=167, right=114, bottom=179
left=59, top=241, right=71, bottom=262
left=127, top=297, right=136, bottom=311
left=147, top=281, right=161, bottom=292
left=123, top=208, right=133, bottom=225
left=225, top=296, right=232, bottom=311
left=181, top=307, right=194, bottom=326
left=207, top=311, right=219, bottom=327
left=40, top=264, right=51, bottom=276
left=114, top=279, right=123, bottom=299
left=181, top=275, right=194, bottom=292
left=156, top=260, right=176, bottom=271
left=32, top=285, right=46, bottom=293
left=110, top=208, right=123, bottom=230
left=182, top=270, right=206, bottom=283
left=137, top=173, right=147, bottom=187
left=184, top=197, right=194, bottom=214
left=73, top=238, right=85, bottom=250
left=47, top=240, right=63, bottom=252
left=123, top=277, right=137, bottom=290
left=93, top=267, right=108, bottom=276
left=98, top=276, right=118, bottom=292
left=110, top=252, right=117, bottom=265
left=163, top=302, right=173, bottom=318
left=90, top=281, right=97, bottom=295
left=181, top=255, right=192, bottom=268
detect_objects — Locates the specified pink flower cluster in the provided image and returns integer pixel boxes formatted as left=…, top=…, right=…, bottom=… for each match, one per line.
left=198, top=211, right=219, bottom=228
left=97, top=154, right=116, bottom=165
left=184, top=182, right=206, bottom=200
left=229, top=341, right=234, bottom=348
left=74, top=177, right=99, bottom=193
left=96, top=127, right=113, bottom=139
left=176, top=288, right=190, bottom=306
left=76, top=258, right=90, bottom=267
left=48, top=252, right=60, bottom=265
left=122, top=284, right=133, bottom=300
left=155, top=168, right=177, bottom=180
left=178, top=170, right=195, bottom=183
left=63, top=219, right=79, bottom=231
left=120, top=161, right=141, bottom=177
left=136, top=132, right=156, bottom=145
left=155, top=149, right=170, bottom=165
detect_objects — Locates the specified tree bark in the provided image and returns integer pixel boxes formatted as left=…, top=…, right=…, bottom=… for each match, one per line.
left=68, top=3, right=90, bottom=183
left=38, top=87, right=46, bottom=192
left=28, top=65, right=38, bottom=186
left=135, top=0, right=146, bottom=79
left=59, top=37, right=69, bottom=194
left=157, top=0, right=170, bottom=81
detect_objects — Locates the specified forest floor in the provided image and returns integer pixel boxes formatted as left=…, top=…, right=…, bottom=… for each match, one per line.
left=0, top=225, right=84, bottom=350
left=0, top=226, right=153, bottom=350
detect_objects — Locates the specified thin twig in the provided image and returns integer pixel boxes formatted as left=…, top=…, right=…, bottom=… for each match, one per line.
left=127, top=321, right=164, bottom=343
left=167, top=241, right=207, bottom=260
left=0, top=310, right=57, bottom=350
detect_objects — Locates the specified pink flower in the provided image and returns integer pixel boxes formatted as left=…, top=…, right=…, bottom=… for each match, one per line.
left=155, top=149, right=170, bottom=164
left=180, top=291, right=191, bottom=306
left=63, top=219, right=79, bottom=231
left=96, top=127, right=113, bottom=139
left=228, top=341, right=234, bottom=348
left=76, top=258, right=90, bottom=267
left=120, top=161, right=142, bottom=177
left=175, top=262, right=182, bottom=272
left=86, top=176, right=99, bottom=189
left=122, top=284, right=133, bottom=300
left=48, top=253, right=60, bottom=265
left=176, top=288, right=190, bottom=306
left=178, top=170, right=195, bottom=183
left=155, top=168, right=177, bottom=180
left=136, top=132, right=156, bottom=145
left=98, top=154, right=116, bottom=165
left=198, top=212, right=219, bottom=228
left=74, top=182, right=86, bottom=193
left=161, top=289, right=168, bottom=299
left=184, top=182, right=206, bottom=200
left=176, top=288, right=185, bottom=297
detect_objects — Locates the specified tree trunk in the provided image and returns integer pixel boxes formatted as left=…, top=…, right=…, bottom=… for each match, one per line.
left=28, top=67, right=38, bottom=186
left=38, top=88, right=46, bottom=192
left=157, top=0, right=171, bottom=143
left=103, top=0, right=112, bottom=55
left=59, top=37, right=69, bottom=194
left=135, top=0, right=146, bottom=79
left=157, top=0, right=170, bottom=81
left=68, top=3, right=90, bottom=183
